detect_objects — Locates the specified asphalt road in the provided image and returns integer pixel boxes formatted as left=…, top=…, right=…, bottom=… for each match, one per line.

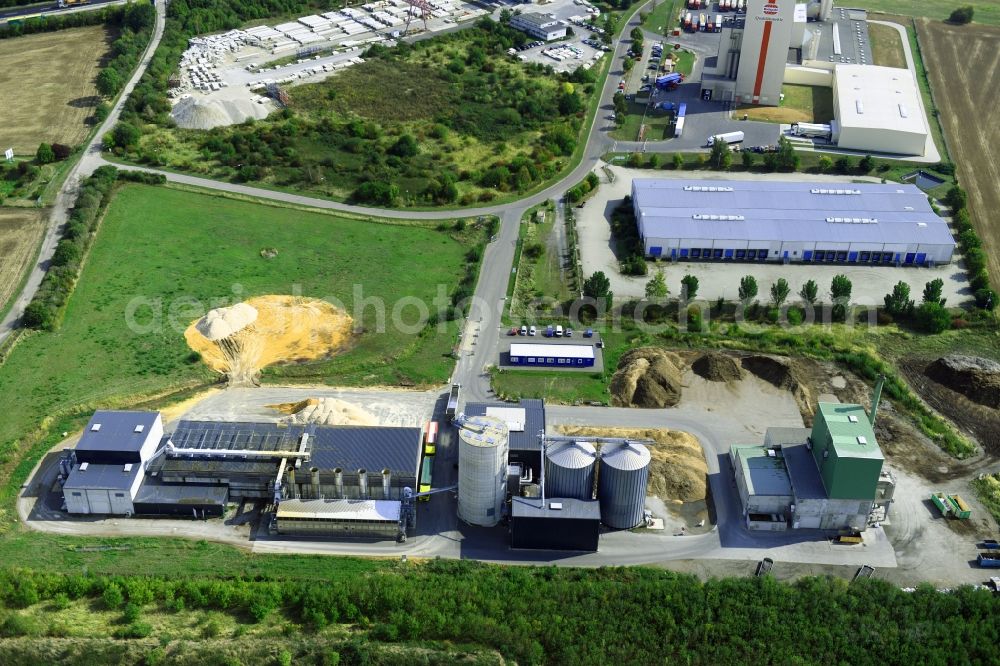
left=0, top=0, right=126, bottom=23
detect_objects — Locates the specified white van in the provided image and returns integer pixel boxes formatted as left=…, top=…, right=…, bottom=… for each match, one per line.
left=555, top=325, right=564, bottom=337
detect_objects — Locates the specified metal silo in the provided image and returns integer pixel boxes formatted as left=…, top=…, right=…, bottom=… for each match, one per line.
left=598, top=441, right=651, bottom=529
left=457, top=415, right=509, bottom=527
left=545, top=441, right=597, bottom=500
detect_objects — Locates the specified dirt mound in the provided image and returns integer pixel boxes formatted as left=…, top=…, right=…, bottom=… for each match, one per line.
left=741, top=354, right=815, bottom=422
left=556, top=425, right=707, bottom=502
left=610, top=348, right=683, bottom=408
left=926, top=355, right=1000, bottom=409
left=691, top=352, right=743, bottom=382
left=170, top=95, right=275, bottom=130
left=269, top=398, right=377, bottom=426
left=185, top=295, right=353, bottom=381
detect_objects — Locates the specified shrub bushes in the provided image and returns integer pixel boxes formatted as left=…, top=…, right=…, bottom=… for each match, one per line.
left=21, top=167, right=120, bottom=330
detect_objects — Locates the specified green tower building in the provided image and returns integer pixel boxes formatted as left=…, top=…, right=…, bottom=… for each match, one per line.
left=809, top=403, right=884, bottom=500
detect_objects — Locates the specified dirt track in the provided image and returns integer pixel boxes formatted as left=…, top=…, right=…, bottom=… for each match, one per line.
left=918, top=19, right=1000, bottom=281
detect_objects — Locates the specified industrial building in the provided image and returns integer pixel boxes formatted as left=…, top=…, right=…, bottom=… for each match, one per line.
left=831, top=65, right=928, bottom=156
left=464, top=399, right=545, bottom=478
left=60, top=411, right=425, bottom=539
left=62, top=411, right=163, bottom=515
left=509, top=12, right=567, bottom=41
left=508, top=342, right=596, bottom=368
left=631, top=179, right=956, bottom=266
left=699, top=1, right=931, bottom=155
left=730, top=399, right=895, bottom=532
left=510, top=497, right=601, bottom=551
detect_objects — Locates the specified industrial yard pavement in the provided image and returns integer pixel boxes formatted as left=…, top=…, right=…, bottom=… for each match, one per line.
left=575, top=164, right=970, bottom=306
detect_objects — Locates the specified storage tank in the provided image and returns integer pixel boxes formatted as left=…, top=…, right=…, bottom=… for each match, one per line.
left=457, top=415, right=509, bottom=527
left=598, top=441, right=651, bottom=529
left=544, top=441, right=597, bottom=500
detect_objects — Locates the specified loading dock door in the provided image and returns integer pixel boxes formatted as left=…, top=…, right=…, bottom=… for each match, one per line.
left=803, top=250, right=812, bottom=261
left=904, top=253, right=915, bottom=264
left=650, top=246, right=662, bottom=257
left=916, top=253, right=926, bottom=264
left=848, top=252, right=858, bottom=262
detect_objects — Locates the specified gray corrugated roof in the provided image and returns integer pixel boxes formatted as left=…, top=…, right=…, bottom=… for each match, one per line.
left=464, top=399, right=545, bottom=451
left=63, top=463, right=141, bottom=491
left=632, top=179, right=955, bottom=247
left=309, top=426, right=422, bottom=476
left=772, top=434, right=827, bottom=500
left=732, top=444, right=793, bottom=497
left=76, top=411, right=159, bottom=454
left=511, top=496, right=601, bottom=521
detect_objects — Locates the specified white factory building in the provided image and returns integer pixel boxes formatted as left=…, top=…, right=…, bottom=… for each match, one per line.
left=830, top=65, right=928, bottom=156
left=631, top=179, right=956, bottom=266
left=509, top=13, right=567, bottom=41
left=701, top=0, right=931, bottom=156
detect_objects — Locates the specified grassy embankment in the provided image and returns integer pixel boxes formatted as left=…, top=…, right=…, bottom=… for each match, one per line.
left=737, top=84, right=835, bottom=124
left=0, top=184, right=477, bottom=527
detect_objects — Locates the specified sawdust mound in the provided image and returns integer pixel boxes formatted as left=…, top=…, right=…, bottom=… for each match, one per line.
left=269, top=397, right=377, bottom=426
left=741, top=354, right=814, bottom=421
left=556, top=425, right=707, bottom=502
left=691, top=352, right=743, bottom=382
left=926, top=355, right=1000, bottom=408
left=610, top=348, right=683, bottom=408
left=185, top=295, right=353, bottom=376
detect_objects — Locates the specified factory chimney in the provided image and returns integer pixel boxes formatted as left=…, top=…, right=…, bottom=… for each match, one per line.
left=381, top=468, right=392, bottom=500
left=358, top=469, right=368, bottom=499
left=334, top=468, right=344, bottom=499
left=310, top=467, right=320, bottom=499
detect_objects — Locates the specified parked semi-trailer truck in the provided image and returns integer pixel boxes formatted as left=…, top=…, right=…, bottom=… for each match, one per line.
left=979, top=552, right=1000, bottom=569
left=445, top=383, right=461, bottom=419
left=707, top=131, right=744, bottom=146
left=674, top=102, right=686, bottom=137
left=792, top=122, right=833, bottom=139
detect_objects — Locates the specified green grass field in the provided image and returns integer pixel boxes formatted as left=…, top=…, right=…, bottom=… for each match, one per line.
left=854, top=0, right=1000, bottom=26
left=738, top=84, right=834, bottom=124
left=867, top=21, right=907, bottom=68
left=642, top=0, right=680, bottom=35
left=0, top=185, right=472, bottom=516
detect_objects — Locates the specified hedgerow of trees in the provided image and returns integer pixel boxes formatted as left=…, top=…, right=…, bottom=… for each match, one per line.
left=0, top=564, right=997, bottom=664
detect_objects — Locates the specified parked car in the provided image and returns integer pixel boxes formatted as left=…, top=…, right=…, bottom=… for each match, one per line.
left=565, top=328, right=574, bottom=337
left=529, top=325, right=537, bottom=336
left=509, top=327, right=519, bottom=336
left=584, top=328, right=594, bottom=338
left=520, top=325, right=527, bottom=336
left=544, top=325, right=555, bottom=337
left=555, top=325, right=563, bottom=337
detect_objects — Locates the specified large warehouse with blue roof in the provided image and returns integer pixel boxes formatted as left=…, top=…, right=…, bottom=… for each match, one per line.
left=631, top=179, right=955, bottom=266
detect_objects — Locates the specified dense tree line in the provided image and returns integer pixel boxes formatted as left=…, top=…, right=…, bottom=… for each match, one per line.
left=944, top=184, right=996, bottom=310
left=0, top=562, right=998, bottom=664
left=21, top=167, right=121, bottom=331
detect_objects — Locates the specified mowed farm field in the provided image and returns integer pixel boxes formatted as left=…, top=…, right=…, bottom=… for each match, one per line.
left=0, top=184, right=472, bottom=513
left=0, top=25, right=111, bottom=154
left=0, top=209, right=44, bottom=313
left=918, top=19, right=1000, bottom=280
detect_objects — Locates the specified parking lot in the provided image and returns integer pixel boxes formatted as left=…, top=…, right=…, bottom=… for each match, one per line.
left=576, top=164, right=971, bottom=307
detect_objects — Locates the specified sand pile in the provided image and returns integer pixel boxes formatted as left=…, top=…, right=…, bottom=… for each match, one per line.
left=741, top=354, right=814, bottom=421
left=269, top=398, right=377, bottom=426
left=556, top=425, right=707, bottom=502
left=170, top=95, right=275, bottom=130
left=191, top=302, right=261, bottom=386
left=691, top=352, right=743, bottom=382
left=926, top=355, right=1000, bottom=408
left=610, top=348, right=683, bottom=408
left=186, top=295, right=353, bottom=382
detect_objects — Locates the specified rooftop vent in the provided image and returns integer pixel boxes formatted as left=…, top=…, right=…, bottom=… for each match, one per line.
left=683, top=185, right=734, bottom=192
left=549, top=502, right=563, bottom=510
left=811, top=189, right=862, bottom=195
left=124, top=463, right=133, bottom=473
left=855, top=100, right=864, bottom=114
left=857, top=436, right=868, bottom=445
left=91, top=423, right=101, bottom=432
left=848, top=415, right=859, bottom=423
left=693, top=214, right=745, bottom=221
left=134, top=424, right=145, bottom=433
left=80, top=462, right=89, bottom=471
left=917, top=222, right=927, bottom=227
left=898, top=103, right=909, bottom=118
